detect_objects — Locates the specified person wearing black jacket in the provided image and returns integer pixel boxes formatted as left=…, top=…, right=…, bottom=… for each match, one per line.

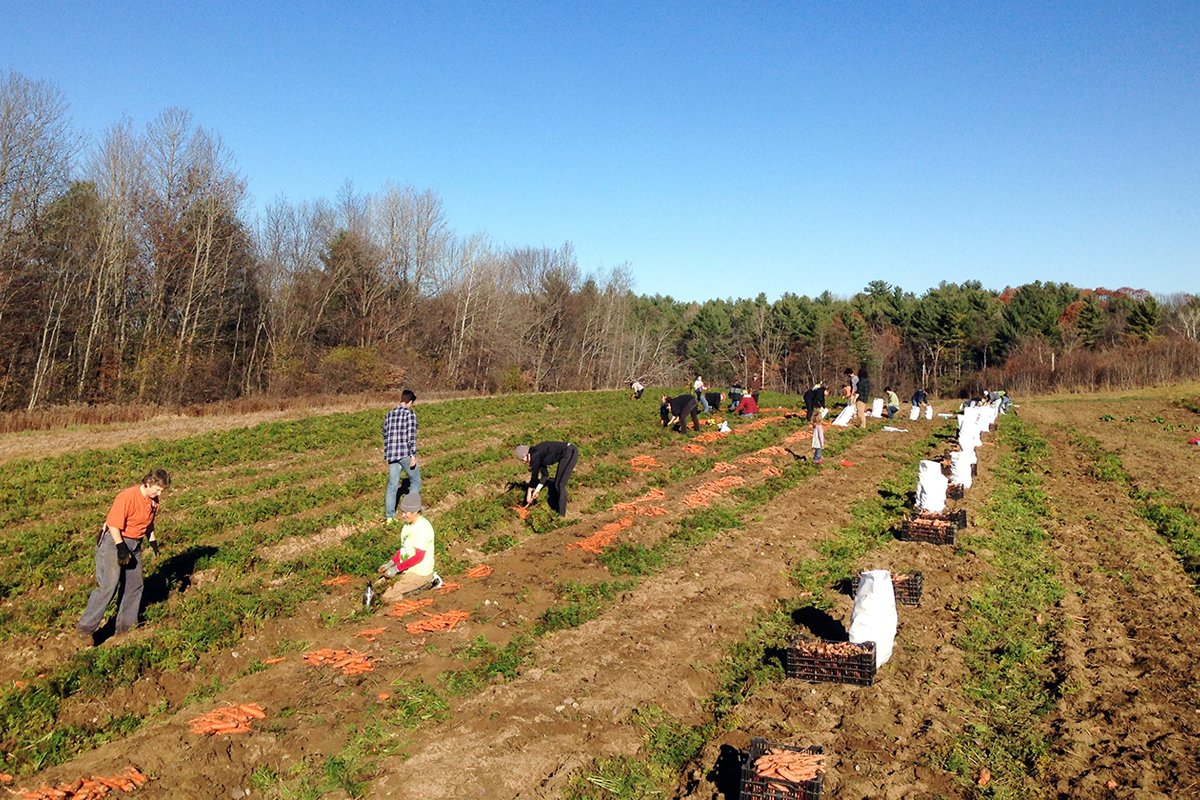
left=855, top=368, right=873, bottom=428
left=660, top=393, right=701, bottom=433
left=514, top=441, right=579, bottom=516
left=802, top=382, right=826, bottom=421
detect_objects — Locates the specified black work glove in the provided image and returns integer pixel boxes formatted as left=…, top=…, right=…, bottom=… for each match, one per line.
left=115, top=541, right=133, bottom=567
left=148, top=539, right=160, bottom=556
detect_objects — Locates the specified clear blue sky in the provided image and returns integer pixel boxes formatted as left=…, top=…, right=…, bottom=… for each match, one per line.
left=3, top=1, right=1198, bottom=302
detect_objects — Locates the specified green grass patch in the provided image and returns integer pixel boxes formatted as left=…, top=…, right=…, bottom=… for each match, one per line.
left=941, top=418, right=1063, bottom=796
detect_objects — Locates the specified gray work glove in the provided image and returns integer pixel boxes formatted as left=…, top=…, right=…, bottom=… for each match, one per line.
left=378, top=560, right=400, bottom=579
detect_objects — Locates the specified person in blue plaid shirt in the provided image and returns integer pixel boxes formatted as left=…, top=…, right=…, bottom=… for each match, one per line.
left=383, top=389, right=421, bottom=524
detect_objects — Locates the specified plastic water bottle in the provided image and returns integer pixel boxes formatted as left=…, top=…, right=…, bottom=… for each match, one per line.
left=363, top=582, right=374, bottom=609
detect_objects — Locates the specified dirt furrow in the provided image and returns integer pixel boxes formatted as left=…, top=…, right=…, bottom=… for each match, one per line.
left=368, top=428, right=926, bottom=799
left=1039, top=424, right=1200, bottom=799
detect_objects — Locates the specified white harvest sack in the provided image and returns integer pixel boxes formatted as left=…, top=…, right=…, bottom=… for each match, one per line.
left=909, top=405, right=921, bottom=421
left=871, top=398, right=884, bottom=417
left=950, top=450, right=973, bottom=488
left=849, top=569, right=898, bottom=667
left=924, top=405, right=933, bottom=420
left=915, top=459, right=949, bottom=513
left=831, top=404, right=855, bottom=427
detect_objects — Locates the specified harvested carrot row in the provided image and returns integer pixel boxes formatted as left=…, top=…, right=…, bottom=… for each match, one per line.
left=682, top=443, right=706, bottom=454
left=18, top=766, right=149, bottom=800
left=464, top=564, right=493, bottom=579
left=756, top=445, right=790, bottom=456
left=628, top=504, right=667, bottom=517
left=302, top=648, right=375, bottom=675
left=736, top=455, right=772, bottom=465
left=320, top=575, right=354, bottom=586
left=436, top=581, right=463, bottom=594
left=762, top=466, right=783, bottom=478
left=693, top=430, right=725, bottom=443
left=711, top=461, right=737, bottom=473
left=353, top=627, right=386, bottom=642
left=612, top=487, right=665, bottom=514
left=682, top=476, right=746, bottom=508
left=629, top=455, right=662, bottom=472
left=189, top=703, right=267, bottom=735
left=385, top=598, right=434, bottom=617
left=566, top=516, right=633, bottom=554
left=405, top=610, right=470, bottom=634
left=511, top=505, right=530, bottom=520
left=263, top=657, right=286, bottom=664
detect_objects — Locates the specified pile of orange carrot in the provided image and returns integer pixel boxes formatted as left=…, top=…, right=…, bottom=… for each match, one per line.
left=711, top=461, right=737, bottom=473
left=353, top=627, right=386, bottom=643
left=464, top=564, right=493, bottom=579
left=629, top=454, right=662, bottom=472
left=566, top=516, right=633, bottom=554
left=436, top=581, right=463, bottom=594
left=405, top=610, right=470, bottom=634
left=612, top=488, right=665, bottom=515
left=736, top=455, right=773, bottom=465
left=756, top=445, right=790, bottom=456
left=511, top=505, right=531, bottom=520
left=320, top=575, right=354, bottom=586
left=386, top=598, right=434, bottom=617
left=302, top=648, right=375, bottom=675
left=16, top=767, right=149, bottom=799
left=693, top=430, right=725, bottom=443
left=762, top=466, right=784, bottom=478
left=682, top=476, right=746, bottom=508
left=682, top=443, right=707, bottom=454
left=189, top=703, right=266, bottom=735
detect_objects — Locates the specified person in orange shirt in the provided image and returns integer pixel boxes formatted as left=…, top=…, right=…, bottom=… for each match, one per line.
left=76, top=468, right=170, bottom=643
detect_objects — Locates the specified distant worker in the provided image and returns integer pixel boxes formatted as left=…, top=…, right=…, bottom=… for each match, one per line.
left=704, top=390, right=726, bottom=413
left=630, top=380, right=645, bottom=399
left=514, top=441, right=580, bottom=516
left=803, top=382, right=827, bottom=422
left=911, top=387, right=929, bottom=419
left=843, top=368, right=858, bottom=397
left=855, top=367, right=872, bottom=429
left=661, top=393, right=701, bottom=433
left=377, top=492, right=441, bottom=601
left=734, top=392, right=759, bottom=417
left=884, top=386, right=901, bottom=419
left=383, top=388, right=421, bottom=525
left=693, top=375, right=709, bottom=412
left=729, top=381, right=744, bottom=410
left=77, top=468, right=170, bottom=644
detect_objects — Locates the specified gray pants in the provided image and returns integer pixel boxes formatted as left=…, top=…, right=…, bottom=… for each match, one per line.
left=78, top=533, right=143, bottom=634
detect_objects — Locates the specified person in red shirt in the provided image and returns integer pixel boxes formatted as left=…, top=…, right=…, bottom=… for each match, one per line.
left=76, top=468, right=170, bottom=643
left=734, top=393, right=759, bottom=417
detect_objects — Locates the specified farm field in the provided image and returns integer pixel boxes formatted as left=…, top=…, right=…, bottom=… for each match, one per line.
left=1, top=388, right=1198, bottom=799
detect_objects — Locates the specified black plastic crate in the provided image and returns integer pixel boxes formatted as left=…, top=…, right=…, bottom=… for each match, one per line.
left=785, top=638, right=876, bottom=686
left=900, top=516, right=956, bottom=545
left=739, top=737, right=825, bottom=800
left=851, top=571, right=923, bottom=606
left=947, top=483, right=964, bottom=500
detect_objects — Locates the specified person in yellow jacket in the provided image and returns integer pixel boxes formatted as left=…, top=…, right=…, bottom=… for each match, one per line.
left=378, top=492, right=441, bottom=601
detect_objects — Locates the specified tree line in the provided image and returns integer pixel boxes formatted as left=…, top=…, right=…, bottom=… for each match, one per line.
left=2, top=70, right=1197, bottom=412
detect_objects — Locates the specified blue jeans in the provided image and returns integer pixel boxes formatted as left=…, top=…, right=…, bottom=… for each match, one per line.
left=78, top=534, right=143, bottom=634
left=385, top=460, right=422, bottom=519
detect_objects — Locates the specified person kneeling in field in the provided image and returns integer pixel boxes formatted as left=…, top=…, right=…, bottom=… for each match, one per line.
left=733, top=392, right=759, bottom=417
left=77, top=468, right=170, bottom=644
left=378, top=493, right=441, bottom=601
